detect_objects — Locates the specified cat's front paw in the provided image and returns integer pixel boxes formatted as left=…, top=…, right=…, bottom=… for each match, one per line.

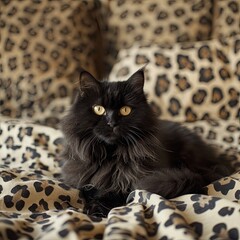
left=80, top=184, right=98, bottom=201
left=80, top=185, right=110, bottom=217
left=83, top=200, right=110, bottom=218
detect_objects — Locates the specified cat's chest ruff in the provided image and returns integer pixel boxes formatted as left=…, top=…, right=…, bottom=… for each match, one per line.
left=89, top=146, right=142, bottom=192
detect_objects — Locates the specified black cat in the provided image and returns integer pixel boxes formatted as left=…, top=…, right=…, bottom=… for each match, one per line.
left=60, top=68, right=233, bottom=217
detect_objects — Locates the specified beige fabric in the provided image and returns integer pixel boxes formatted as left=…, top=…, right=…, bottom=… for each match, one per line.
left=101, top=0, right=214, bottom=75
left=103, top=0, right=213, bottom=47
left=0, top=0, right=101, bottom=127
left=212, top=0, right=240, bottom=38
left=109, top=35, right=240, bottom=122
left=0, top=118, right=239, bottom=239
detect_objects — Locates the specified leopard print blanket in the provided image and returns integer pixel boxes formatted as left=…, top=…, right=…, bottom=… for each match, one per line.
left=0, top=118, right=239, bottom=240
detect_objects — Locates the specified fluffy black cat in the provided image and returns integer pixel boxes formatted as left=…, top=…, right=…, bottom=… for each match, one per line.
left=60, top=68, right=232, bottom=217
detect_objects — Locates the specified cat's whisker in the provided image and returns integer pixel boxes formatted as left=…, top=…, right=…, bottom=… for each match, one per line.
left=125, top=130, right=163, bottom=162
left=127, top=135, right=135, bottom=144
left=124, top=134, right=157, bottom=162
left=128, top=130, right=143, bottom=141
left=127, top=129, right=145, bottom=141
left=78, top=128, right=93, bottom=139
left=125, top=133, right=138, bottom=145
left=130, top=126, right=173, bottom=153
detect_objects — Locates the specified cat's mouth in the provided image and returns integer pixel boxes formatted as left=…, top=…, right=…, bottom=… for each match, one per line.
left=95, top=126, right=120, bottom=144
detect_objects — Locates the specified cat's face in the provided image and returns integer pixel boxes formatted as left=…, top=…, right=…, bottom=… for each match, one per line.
left=70, top=68, right=155, bottom=145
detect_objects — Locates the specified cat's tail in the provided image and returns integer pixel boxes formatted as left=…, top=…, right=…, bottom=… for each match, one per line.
left=134, top=168, right=213, bottom=198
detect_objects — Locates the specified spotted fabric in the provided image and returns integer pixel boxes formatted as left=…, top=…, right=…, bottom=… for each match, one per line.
left=0, top=0, right=102, bottom=127
left=0, top=118, right=239, bottom=239
left=212, top=0, right=240, bottom=39
left=101, top=0, right=214, bottom=75
left=109, top=35, right=240, bottom=122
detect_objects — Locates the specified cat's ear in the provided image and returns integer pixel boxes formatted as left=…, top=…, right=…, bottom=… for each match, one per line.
left=127, top=67, right=145, bottom=92
left=79, top=70, right=100, bottom=95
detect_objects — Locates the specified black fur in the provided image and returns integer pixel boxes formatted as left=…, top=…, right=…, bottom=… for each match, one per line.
left=60, top=68, right=233, bottom=217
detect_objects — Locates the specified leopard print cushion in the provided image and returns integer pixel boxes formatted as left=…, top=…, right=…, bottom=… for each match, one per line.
left=0, top=0, right=102, bottom=127
left=109, top=35, right=240, bottom=122
left=0, top=118, right=239, bottom=239
left=101, top=0, right=214, bottom=75
left=213, top=0, right=240, bottom=38
left=185, top=119, right=240, bottom=170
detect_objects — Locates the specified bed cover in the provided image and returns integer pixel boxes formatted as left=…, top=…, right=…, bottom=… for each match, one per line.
left=0, top=117, right=239, bottom=240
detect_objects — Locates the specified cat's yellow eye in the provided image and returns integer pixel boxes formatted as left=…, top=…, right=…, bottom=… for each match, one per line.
left=93, top=105, right=105, bottom=115
left=120, top=106, right=132, bottom=116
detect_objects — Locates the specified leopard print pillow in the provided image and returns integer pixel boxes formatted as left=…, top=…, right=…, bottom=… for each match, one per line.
left=101, top=0, right=214, bottom=75
left=109, top=35, right=240, bottom=122
left=213, top=0, right=240, bottom=39
left=0, top=0, right=102, bottom=127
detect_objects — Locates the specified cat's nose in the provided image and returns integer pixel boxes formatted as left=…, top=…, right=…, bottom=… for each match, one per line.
left=107, top=121, right=117, bottom=128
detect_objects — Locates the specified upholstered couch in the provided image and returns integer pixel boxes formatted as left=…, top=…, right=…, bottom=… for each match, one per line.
left=0, top=0, right=239, bottom=239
